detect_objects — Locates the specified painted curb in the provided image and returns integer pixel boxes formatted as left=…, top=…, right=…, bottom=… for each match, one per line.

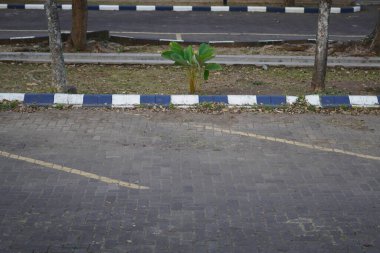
left=0, top=93, right=379, bottom=108
left=0, top=4, right=361, bottom=13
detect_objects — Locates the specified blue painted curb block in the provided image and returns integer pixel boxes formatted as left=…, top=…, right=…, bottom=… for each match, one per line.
left=24, top=93, right=54, bottom=105
left=156, top=6, right=173, bottom=11
left=0, top=94, right=379, bottom=108
left=83, top=94, right=112, bottom=106
left=6, top=4, right=25, bottom=9
left=88, top=5, right=99, bottom=10
left=192, top=6, right=211, bottom=11
left=199, top=95, right=229, bottom=104
left=140, top=95, right=171, bottom=105
left=119, top=5, right=136, bottom=10
left=155, top=95, right=171, bottom=105
left=320, top=95, right=351, bottom=107
left=0, top=4, right=361, bottom=13
left=140, top=95, right=156, bottom=104
left=304, top=7, right=319, bottom=13
left=230, top=6, right=247, bottom=12
left=257, top=95, right=286, bottom=106
left=267, top=6, right=285, bottom=13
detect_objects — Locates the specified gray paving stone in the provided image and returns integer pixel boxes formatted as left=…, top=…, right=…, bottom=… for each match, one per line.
left=0, top=110, right=379, bottom=252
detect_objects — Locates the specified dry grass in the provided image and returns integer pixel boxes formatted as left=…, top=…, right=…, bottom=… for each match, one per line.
left=0, top=62, right=379, bottom=95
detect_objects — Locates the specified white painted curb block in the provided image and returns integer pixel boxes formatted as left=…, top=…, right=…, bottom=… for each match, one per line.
left=112, top=94, right=141, bottom=107
left=248, top=6, right=267, bottom=12
left=228, top=95, right=257, bottom=105
left=99, top=5, right=119, bottom=10
left=286, top=96, right=298, bottom=105
left=349, top=95, right=379, bottom=107
left=305, top=95, right=321, bottom=107
left=171, top=95, right=199, bottom=105
left=0, top=93, right=25, bottom=101
left=54, top=94, right=84, bottom=105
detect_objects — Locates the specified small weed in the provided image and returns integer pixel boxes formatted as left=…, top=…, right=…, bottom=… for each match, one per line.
left=199, top=102, right=213, bottom=110
left=251, top=81, right=265, bottom=86
left=213, top=103, right=226, bottom=111
left=54, top=103, right=64, bottom=110
left=197, top=102, right=226, bottom=111
left=48, top=86, right=58, bottom=93
left=296, top=96, right=313, bottom=109
left=307, top=105, right=317, bottom=112
left=30, top=104, right=39, bottom=110
left=339, top=105, right=351, bottom=111
left=0, top=100, right=19, bottom=110
left=116, top=46, right=125, bottom=53
left=136, top=104, right=157, bottom=109
left=320, top=87, right=345, bottom=95
left=261, top=105, right=275, bottom=111
left=291, top=96, right=318, bottom=112
left=295, top=96, right=306, bottom=104
left=168, top=103, right=175, bottom=110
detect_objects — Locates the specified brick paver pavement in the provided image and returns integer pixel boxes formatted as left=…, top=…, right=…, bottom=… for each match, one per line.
left=0, top=110, right=379, bottom=253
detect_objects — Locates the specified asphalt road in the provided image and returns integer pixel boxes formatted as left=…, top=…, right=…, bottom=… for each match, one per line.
left=0, top=110, right=379, bottom=252
left=0, top=6, right=377, bottom=42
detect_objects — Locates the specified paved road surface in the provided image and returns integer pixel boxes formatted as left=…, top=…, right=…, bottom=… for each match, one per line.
left=0, top=6, right=377, bottom=42
left=0, top=110, right=379, bottom=252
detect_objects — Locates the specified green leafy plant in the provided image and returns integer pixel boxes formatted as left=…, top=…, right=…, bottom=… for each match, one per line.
left=54, top=103, right=64, bottom=110
left=168, top=103, right=175, bottom=110
left=161, top=42, right=222, bottom=94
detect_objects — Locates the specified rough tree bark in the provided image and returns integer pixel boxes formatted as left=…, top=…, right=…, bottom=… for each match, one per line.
left=370, top=8, right=380, bottom=55
left=70, top=0, right=88, bottom=51
left=45, top=0, right=67, bottom=92
left=284, top=0, right=295, bottom=6
left=311, top=0, right=332, bottom=92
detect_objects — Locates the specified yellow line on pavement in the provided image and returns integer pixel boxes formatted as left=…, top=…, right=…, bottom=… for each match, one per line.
left=192, top=124, right=380, bottom=161
left=0, top=150, right=149, bottom=190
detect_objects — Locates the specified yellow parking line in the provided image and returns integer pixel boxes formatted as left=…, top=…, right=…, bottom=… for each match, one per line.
left=192, top=124, right=380, bottom=161
left=0, top=150, right=149, bottom=190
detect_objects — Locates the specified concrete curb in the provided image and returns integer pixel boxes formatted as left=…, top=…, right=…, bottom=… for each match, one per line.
left=0, top=34, right=323, bottom=47
left=0, top=93, right=379, bottom=108
left=109, top=35, right=311, bottom=47
left=1, top=52, right=380, bottom=68
left=0, top=31, right=109, bottom=45
left=0, top=4, right=361, bottom=13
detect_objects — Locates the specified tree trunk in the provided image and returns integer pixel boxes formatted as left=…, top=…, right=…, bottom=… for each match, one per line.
left=284, top=0, right=295, bottom=6
left=370, top=8, right=380, bottom=56
left=45, top=0, right=67, bottom=92
left=311, top=0, right=332, bottom=92
left=70, top=0, right=88, bottom=51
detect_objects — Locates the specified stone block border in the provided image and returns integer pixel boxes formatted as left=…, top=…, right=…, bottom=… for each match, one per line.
left=0, top=93, right=379, bottom=108
left=0, top=4, right=361, bottom=13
